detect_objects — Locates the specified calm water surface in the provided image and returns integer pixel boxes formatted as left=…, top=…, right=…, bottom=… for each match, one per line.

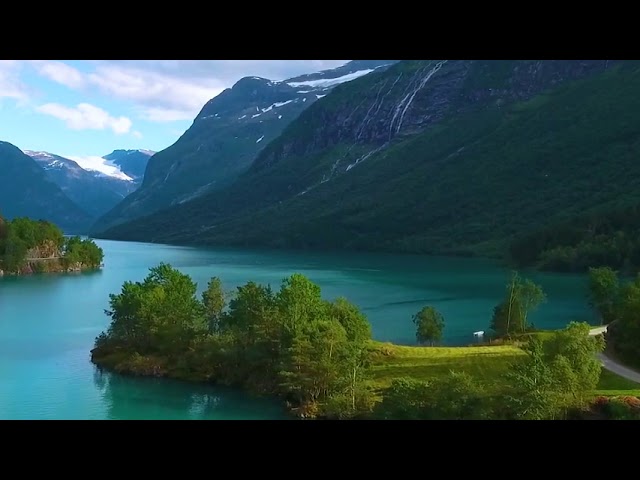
left=0, top=240, right=594, bottom=419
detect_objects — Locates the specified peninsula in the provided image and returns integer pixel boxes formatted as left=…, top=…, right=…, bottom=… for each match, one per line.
left=0, top=215, right=103, bottom=276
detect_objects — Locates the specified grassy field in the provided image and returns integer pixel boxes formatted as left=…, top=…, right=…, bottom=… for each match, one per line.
left=368, top=341, right=640, bottom=397
left=595, top=369, right=640, bottom=397
left=369, top=342, right=523, bottom=392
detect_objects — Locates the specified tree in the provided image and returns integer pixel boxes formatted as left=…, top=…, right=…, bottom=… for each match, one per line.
left=504, top=337, right=559, bottom=419
left=223, top=281, right=275, bottom=336
left=96, top=263, right=206, bottom=354
left=490, top=272, right=545, bottom=336
left=587, top=266, right=620, bottom=324
left=329, top=297, right=372, bottom=344
left=202, top=277, right=226, bottom=332
left=279, top=319, right=347, bottom=407
left=374, top=378, right=430, bottom=419
left=374, top=372, right=488, bottom=420
left=517, top=279, right=546, bottom=332
left=276, top=273, right=326, bottom=338
left=412, top=306, right=445, bottom=345
left=609, top=275, right=640, bottom=366
left=61, top=237, right=103, bottom=268
left=0, top=215, right=7, bottom=241
left=221, top=281, right=279, bottom=383
left=340, top=342, right=373, bottom=414
left=504, top=322, right=604, bottom=419
left=544, top=321, right=604, bottom=398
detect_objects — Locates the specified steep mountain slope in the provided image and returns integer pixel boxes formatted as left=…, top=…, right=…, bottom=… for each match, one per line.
left=0, top=141, right=92, bottom=232
left=97, top=60, right=631, bottom=259
left=102, top=149, right=154, bottom=182
left=92, top=60, right=398, bottom=232
left=25, top=151, right=135, bottom=217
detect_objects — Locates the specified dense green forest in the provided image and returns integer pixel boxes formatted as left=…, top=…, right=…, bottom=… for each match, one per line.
left=0, top=215, right=103, bottom=274
left=509, top=203, right=640, bottom=273
left=92, top=263, right=631, bottom=420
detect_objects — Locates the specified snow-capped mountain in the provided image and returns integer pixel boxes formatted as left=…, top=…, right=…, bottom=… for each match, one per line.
left=93, top=60, right=398, bottom=233
left=25, top=150, right=141, bottom=218
left=102, top=149, right=154, bottom=182
left=284, top=60, right=396, bottom=88
left=1, top=141, right=92, bottom=232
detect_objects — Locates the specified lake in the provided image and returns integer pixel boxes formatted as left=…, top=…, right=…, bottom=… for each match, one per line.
left=0, top=239, right=594, bottom=419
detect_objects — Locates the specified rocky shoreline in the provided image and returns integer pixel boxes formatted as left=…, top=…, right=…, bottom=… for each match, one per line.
left=0, top=259, right=102, bottom=277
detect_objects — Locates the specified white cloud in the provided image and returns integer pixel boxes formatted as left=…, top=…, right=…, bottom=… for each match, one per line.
left=132, top=130, right=143, bottom=139
left=29, top=60, right=350, bottom=123
left=66, top=155, right=133, bottom=181
left=0, top=60, right=29, bottom=101
left=87, top=65, right=226, bottom=123
left=33, top=61, right=85, bottom=89
left=36, top=102, right=132, bottom=134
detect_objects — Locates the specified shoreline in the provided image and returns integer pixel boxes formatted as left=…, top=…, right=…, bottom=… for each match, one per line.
left=90, top=348, right=313, bottom=419
left=90, top=331, right=639, bottom=420
left=0, top=260, right=103, bottom=277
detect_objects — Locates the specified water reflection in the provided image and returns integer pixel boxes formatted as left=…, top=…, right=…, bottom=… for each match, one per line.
left=92, top=367, right=289, bottom=420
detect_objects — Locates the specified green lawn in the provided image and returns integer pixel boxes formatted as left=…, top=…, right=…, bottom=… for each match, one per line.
left=369, top=342, right=523, bottom=392
left=368, top=341, right=640, bottom=397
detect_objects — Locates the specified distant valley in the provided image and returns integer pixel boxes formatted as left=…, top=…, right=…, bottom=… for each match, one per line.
left=0, top=142, right=153, bottom=232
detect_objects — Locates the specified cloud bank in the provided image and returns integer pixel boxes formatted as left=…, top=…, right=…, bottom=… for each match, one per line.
left=36, top=102, right=132, bottom=134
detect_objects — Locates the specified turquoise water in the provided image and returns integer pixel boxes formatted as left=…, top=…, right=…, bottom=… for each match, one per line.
left=0, top=240, right=593, bottom=419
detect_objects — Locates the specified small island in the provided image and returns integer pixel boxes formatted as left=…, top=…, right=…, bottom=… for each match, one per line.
left=0, top=215, right=103, bottom=276
left=91, top=263, right=640, bottom=420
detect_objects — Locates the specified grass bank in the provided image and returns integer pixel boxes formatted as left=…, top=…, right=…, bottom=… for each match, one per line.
left=95, top=340, right=640, bottom=404
left=368, top=341, right=640, bottom=398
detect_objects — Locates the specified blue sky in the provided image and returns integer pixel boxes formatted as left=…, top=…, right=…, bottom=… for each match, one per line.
left=0, top=60, right=348, bottom=172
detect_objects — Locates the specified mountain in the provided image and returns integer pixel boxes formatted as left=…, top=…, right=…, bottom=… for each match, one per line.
left=92, top=60, right=398, bottom=232
left=25, top=151, right=136, bottom=218
left=0, top=141, right=92, bottom=232
left=97, top=60, right=636, bottom=264
left=102, top=149, right=154, bottom=182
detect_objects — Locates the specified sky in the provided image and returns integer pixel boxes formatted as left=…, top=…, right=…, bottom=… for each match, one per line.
left=0, top=60, right=349, bottom=174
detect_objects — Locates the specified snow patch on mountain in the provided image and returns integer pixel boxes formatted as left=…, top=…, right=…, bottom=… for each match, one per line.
left=287, top=69, right=374, bottom=88
left=66, top=155, right=134, bottom=181
left=260, top=100, right=294, bottom=113
left=23, top=150, right=53, bottom=159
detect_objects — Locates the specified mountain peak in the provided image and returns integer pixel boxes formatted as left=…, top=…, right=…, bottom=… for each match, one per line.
left=104, top=149, right=155, bottom=157
left=91, top=60, right=399, bottom=233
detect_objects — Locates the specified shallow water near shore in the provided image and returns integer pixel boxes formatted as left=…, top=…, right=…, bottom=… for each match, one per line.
left=0, top=239, right=593, bottom=419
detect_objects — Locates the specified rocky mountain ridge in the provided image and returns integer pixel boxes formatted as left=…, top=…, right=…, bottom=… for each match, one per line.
left=92, top=60, right=399, bottom=233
